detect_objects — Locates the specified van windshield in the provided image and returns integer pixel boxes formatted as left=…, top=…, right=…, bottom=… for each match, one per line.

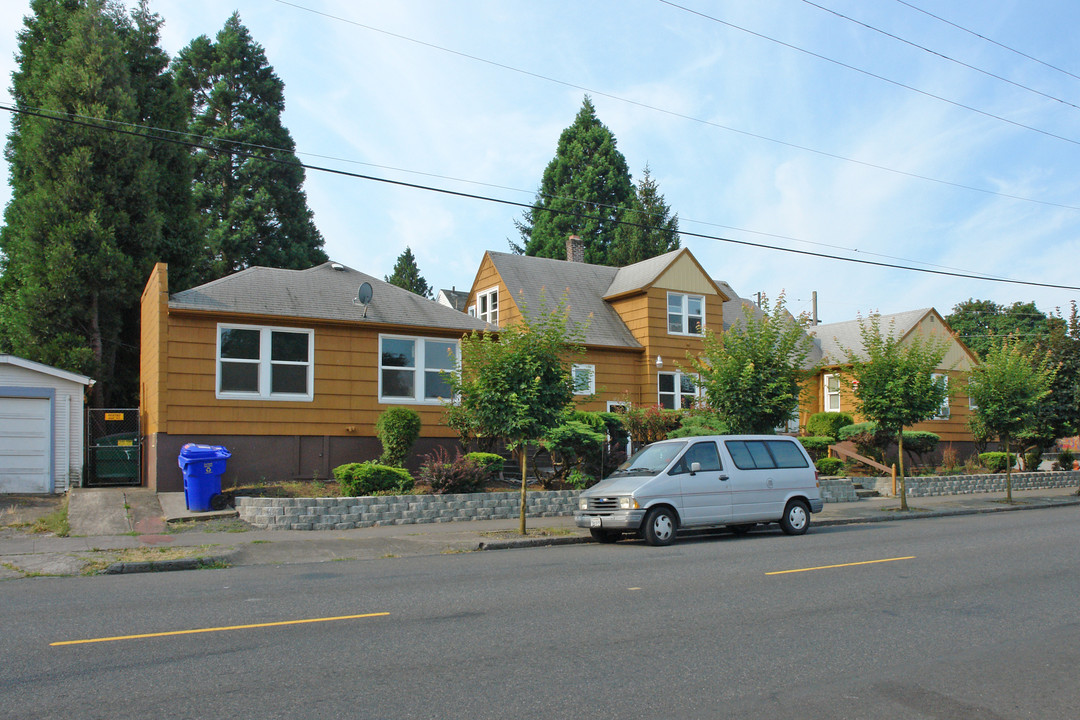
left=613, top=441, right=687, bottom=476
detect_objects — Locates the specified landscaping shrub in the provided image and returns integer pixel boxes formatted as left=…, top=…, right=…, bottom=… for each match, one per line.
left=620, top=404, right=682, bottom=444
left=806, top=411, right=853, bottom=439
left=978, top=452, right=1015, bottom=473
left=565, top=468, right=595, bottom=489
left=815, top=457, right=844, bottom=476
left=375, top=406, right=422, bottom=467
left=1057, top=448, right=1075, bottom=471
left=1023, top=446, right=1043, bottom=472
left=465, top=452, right=504, bottom=480
left=419, top=447, right=485, bottom=494
left=797, top=436, right=834, bottom=461
left=902, top=431, right=940, bottom=469
left=333, top=461, right=414, bottom=496
left=837, top=422, right=888, bottom=461
left=667, top=411, right=729, bottom=438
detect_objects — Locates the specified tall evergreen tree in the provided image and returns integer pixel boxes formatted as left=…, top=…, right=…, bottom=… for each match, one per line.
left=515, top=96, right=636, bottom=265
left=385, top=246, right=432, bottom=298
left=173, top=13, right=326, bottom=280
left=0, top=0, right=198, bottom=406
left=608, top=165, right=680, bottom=266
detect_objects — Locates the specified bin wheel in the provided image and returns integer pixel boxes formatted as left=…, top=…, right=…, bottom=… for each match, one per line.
left=209, top=493, right=230, bottom=511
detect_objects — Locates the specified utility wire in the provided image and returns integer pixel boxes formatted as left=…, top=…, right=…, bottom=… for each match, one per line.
left=800, top=0, right=1080, bottom=110
left=0, top=99, right=1017, bottom=282
left=658, top=0, right=1080, bottom=146
left=267, top=0, right=1080, bottom=214
left=4, top=102, right=1078, bottom=293
left=892, top=0, right=1080, bottom=84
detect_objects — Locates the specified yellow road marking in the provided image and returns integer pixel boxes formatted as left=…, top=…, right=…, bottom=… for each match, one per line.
left=766, top=556, right=916, bottom=575
left=51, top=612, right=390, bottom=647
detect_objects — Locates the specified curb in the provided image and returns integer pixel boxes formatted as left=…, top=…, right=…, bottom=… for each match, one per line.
left=813, top=497, right=1080, bottom=528
left=101, top=549, right=238, bottom=575
left=478, top=535, right=593, bottom=551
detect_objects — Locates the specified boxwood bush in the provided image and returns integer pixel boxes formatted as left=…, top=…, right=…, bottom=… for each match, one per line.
left=465, top=452, right=504, bottom=480
left=815, top=457, right=845, bottom=476
left=798, top=436, right=834, bottom=460
left=806, top=411, right=854, bottom=439
left=376, top=406, right=422, bottom=467
left=333, top=461, right=414, bottom=496
left=978, top=452, right=1015, bottom=473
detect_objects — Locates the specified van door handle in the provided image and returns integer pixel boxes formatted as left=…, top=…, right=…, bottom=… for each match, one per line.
left=719, top=474, right=729, bottom=481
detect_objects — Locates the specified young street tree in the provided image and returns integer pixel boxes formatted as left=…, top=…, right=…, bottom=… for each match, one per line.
left=966, top=337, right=1055, bottom=502
left=446, top=297, right=585, bottom=534
left=172, top=12, right=326, bottom=281
left=841, top=314, right=949, bottom=511
left=515, top=96, right=637, bottom=265
left=688, top=294, right=816, bottom=434
left=607, top=165, right=681, bottom=267
left=0, top=0, right=198, bottom=406
left=385, top=246, right=432, bottom=298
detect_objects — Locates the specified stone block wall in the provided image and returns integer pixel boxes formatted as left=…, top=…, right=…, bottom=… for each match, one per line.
left=901, top=470, right=1080, bottom=497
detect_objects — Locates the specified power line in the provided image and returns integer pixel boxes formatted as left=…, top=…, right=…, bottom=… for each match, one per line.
left=658, top=0, right=1080, bottom=147
left=266, top=0, right=1080, bottom=214
left=892, top=0, right=1080, bottom=84
left=0, top=99, right=1017, bottom=282
left=800, top=0, right=1080, bottom=111
left=5, top=102, right=1079, bottom=293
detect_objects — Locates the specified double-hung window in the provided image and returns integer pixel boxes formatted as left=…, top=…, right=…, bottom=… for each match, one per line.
left=475, top=287, right=498, bottom=325
left=932, top=373, right=950, bottom=419
left=658, top=371, right=700, bottom=409
left=667, top=292, right=704, bottom=336
left=572, top=364, right=595, bottom=395
left=217, top=324, right=313, bottom=401
left=379, top=335, right=458, bottom=404
left=823, top=373, right=841, bottom=412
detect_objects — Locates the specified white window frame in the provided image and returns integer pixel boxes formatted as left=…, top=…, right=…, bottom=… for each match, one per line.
left=658, top=371, right=701, bottom=410
left=476, top=286, right=499, bottom=326
left=666, top=292, right=705, bottom=336
left=933, top=373, right=950, bottom=420
left=378, top=334, right=460, bottom=405
left=216, top=323, right=314, bottom=402
left=572, top=364, right=595, bottom=395
left=824, top=373, right=841, bottom=412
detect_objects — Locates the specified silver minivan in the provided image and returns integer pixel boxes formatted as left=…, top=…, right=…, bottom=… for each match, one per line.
left=574, top=435, right=824, bottom=546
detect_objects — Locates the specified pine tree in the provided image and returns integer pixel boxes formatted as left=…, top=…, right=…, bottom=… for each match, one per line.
left=515, top=96, right=636, bottom=265
left=0, top=0, right=198, bottom=406
left=608, top=166, right=680, bottom=266
left=385, top=246, right=432, bottom=298
left=173, top=13, right=327, bottom=280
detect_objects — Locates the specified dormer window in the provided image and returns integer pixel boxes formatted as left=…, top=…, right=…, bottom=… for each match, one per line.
left=667, top=292, right=704, bottom=336
left=476, top=286, right=498, bottom=326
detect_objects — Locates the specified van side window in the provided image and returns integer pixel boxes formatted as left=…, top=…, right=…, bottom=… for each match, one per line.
left=670, top=441, right=722, bottom=474
left=766, top=440, right=809, bottom=468
left=726, top=440, right=776, bottom=470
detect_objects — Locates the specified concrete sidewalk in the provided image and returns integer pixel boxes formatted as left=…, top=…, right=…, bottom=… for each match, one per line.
left=1, top=485, right=1078, bottom=579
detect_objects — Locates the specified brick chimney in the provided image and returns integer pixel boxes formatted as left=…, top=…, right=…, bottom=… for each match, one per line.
left=566, top=234, right=585, bottom=263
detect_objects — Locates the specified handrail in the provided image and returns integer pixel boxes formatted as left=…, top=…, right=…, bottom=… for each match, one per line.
left=827, top=444, right=892, bottom=474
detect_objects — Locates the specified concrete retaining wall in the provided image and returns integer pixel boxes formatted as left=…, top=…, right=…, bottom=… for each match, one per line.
left=819, top=478, right=859, bottom=503
left=854, top=470, right=1080, bottom=498
left=235, top=490, right=580, bottom=531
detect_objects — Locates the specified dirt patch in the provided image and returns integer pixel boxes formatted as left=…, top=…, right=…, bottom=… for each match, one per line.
left=0, top=494, right=64, bottom=528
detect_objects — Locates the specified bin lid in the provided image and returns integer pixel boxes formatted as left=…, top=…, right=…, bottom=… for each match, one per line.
left=178, top=443, right=232, bottom=462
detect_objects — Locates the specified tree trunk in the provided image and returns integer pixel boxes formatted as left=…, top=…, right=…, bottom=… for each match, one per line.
left=1004, top=433, right=1013, bottom=503
left=519, top=446, right=528, bottom=535
left=897, top=430, right=909, bottom=511
left=88, top=292, right=104, bottom=409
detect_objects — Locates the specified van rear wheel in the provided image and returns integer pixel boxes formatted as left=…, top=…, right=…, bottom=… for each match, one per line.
left=780, top=500, right=810, bottom=535
left=642, top=507, right=677, bottom=546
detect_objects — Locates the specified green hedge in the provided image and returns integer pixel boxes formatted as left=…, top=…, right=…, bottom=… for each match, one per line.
left=815, top=457, right=845, bottom=476
left=797, top=436, right=834, bottom=460
left=806, top=411, right=853, bottom=439
left=333, top=462, right=414, bottom=496
left=978, top=452, right=1015, bottom=473
left=376, top=407, right=422, bottom=467
left=465, top=452, right=504, bottom=479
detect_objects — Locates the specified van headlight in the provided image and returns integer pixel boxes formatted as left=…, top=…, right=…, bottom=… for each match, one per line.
left=619, top=496, right=638, bottom=510
left=579, top=498, right=588, bottom=510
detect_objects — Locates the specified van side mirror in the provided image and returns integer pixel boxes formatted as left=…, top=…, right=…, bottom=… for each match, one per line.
left=690, top=461, right=701, bottom=475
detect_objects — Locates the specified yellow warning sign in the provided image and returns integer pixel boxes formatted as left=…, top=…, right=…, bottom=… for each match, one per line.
left=105, top=412, right=124, bottom=421
left=117, top=440, right=133, bottom=447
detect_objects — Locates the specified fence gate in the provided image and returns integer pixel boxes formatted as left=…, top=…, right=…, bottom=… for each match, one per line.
left=86, top=409, right=141, bottom=487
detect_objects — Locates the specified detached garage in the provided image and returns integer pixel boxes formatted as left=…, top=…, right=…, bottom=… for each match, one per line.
left=0, top=355, right=93, bottom=494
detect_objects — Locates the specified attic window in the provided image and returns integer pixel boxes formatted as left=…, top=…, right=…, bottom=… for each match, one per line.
left=667, top=292, right=704, bottom=336
left=477, top=286, right=498, bottom=325
left=216, top=324, right=314, bottom=401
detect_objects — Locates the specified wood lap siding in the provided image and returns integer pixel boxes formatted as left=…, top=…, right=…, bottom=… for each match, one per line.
left=161, top=313, right=458, bottom=438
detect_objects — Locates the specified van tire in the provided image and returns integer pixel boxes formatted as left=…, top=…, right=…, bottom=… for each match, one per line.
left=642, top=507, right=677, bottom=546
left=780, top=500, right=810, bottom=535
left=590, top=528, right=621, bottom=543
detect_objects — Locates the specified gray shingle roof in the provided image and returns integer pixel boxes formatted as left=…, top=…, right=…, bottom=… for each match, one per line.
left=170, top=262, right=490, bottom=332
left=809, top=308, right=933, bottom=364
left=486, top=252, right=641, bottom=348
left=603, top=249, right=684, bottom=298
left=437, top=288, right=470, bottom=312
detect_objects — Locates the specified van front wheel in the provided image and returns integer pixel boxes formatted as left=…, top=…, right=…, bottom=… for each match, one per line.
left=780, top=500, right=810, bottom=536
left=642, top=507, right=677, bottom=546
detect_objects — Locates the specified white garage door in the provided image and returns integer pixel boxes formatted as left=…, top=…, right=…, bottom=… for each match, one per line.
left=0, top=396, right=52, bottom=494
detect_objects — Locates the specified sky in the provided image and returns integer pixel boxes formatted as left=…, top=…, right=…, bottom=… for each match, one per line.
left=1, top=0, right=1079, bottom=325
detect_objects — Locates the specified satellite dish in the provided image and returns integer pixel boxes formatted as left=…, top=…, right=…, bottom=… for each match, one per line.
left=354, top=282, right=373, bottom=318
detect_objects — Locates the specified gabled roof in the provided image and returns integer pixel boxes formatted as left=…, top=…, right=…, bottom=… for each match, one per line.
left=602, top=248, right=684, bottom=298
left=436, top=288, right=469, bottom=312
left=0, top=355, right=93, bottom=386
left=170, top=262, right=490, bottom=332
left=809, top=308, right=937, bottom=364
left=486, top=252, right=641, bottom=348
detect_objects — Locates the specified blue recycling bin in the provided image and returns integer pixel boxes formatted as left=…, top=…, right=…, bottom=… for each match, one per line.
left=178, top=443, right=231, bottom=512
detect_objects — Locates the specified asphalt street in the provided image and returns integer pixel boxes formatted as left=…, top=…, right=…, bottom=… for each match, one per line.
left=1, top=507, right=1078, bottom=719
